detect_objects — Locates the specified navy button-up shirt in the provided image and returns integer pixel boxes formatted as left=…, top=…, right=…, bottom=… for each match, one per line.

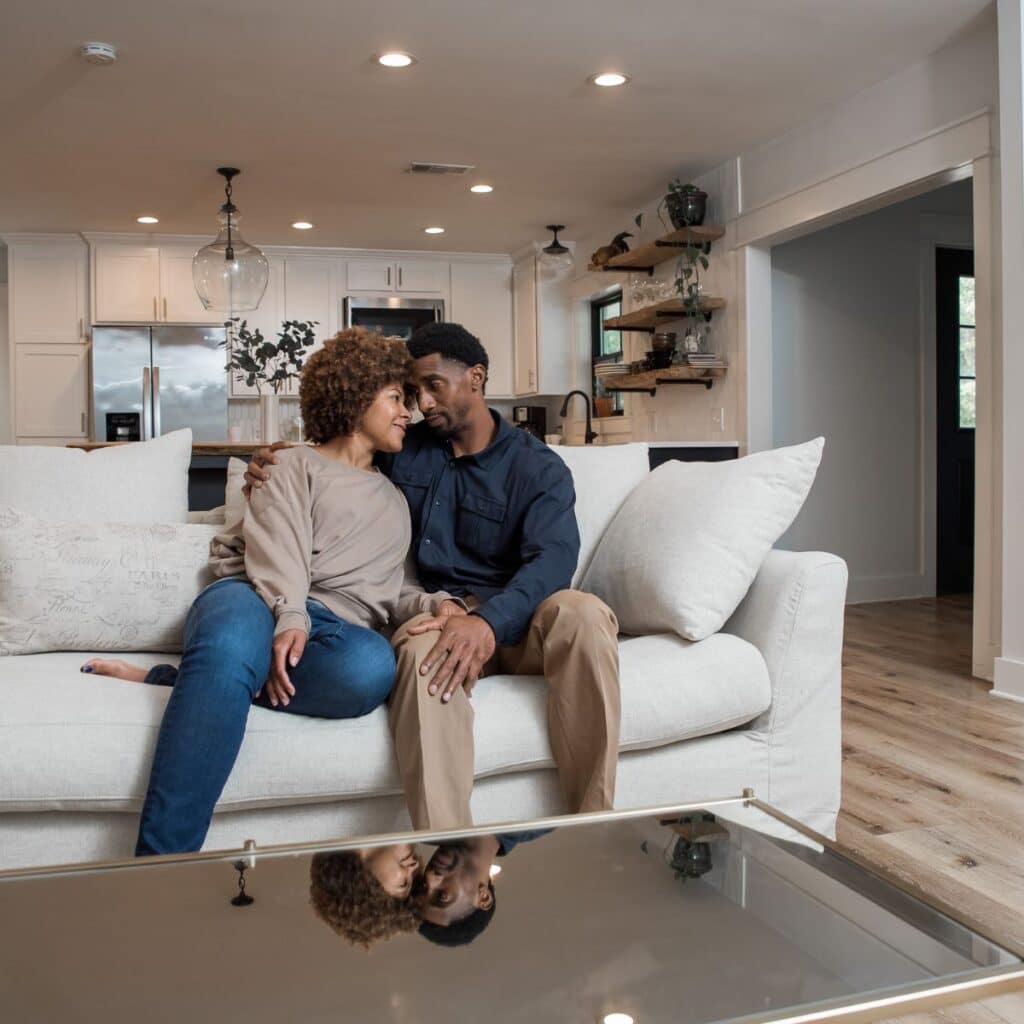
left=376, top=411, right=580, bottom=647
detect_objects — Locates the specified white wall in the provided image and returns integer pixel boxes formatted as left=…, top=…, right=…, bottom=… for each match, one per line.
left=771, top=183, right=972, bottom=603
left=0, top=247, right=10, bottom=443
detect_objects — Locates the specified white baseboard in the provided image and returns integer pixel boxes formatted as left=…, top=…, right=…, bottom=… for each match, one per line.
left=845, top=573, right=930, bottom=605
left=992, top=656, right=1024, bottom=702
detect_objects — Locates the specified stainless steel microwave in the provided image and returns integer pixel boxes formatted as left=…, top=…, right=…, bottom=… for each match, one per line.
left=342, top=296, right=444, bottom=340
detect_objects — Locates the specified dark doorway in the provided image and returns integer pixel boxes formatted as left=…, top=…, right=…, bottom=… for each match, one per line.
left=935, top=247, right=975, bottom=594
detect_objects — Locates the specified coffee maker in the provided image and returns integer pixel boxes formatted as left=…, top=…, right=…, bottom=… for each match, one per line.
left=512, top=405, right=547, bottom=440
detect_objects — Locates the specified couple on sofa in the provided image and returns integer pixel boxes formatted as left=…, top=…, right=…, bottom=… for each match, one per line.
left=84, top=322, right=620, bottom=861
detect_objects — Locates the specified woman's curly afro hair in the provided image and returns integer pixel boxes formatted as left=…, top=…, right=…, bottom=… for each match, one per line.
left=309, top=851, right=419, bottom=950
left=299, top=327, right=411, bottom=445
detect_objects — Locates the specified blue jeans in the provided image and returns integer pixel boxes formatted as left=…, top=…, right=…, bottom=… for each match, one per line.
left=136, top=577, right=396, bottom=856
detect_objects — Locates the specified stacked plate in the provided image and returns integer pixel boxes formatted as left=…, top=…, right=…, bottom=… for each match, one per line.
left=595, top=362, right=628, bottom=378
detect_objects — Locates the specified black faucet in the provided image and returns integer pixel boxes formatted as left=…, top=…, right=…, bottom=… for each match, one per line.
left=559, top=390, right=599, bottom=444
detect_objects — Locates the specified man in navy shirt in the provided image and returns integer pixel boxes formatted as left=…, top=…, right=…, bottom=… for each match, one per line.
left=247, top=323, right=620, bottom=830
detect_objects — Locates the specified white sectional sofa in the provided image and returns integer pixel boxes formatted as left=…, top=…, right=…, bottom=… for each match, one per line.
left=0, top=437, right=847, bottom=870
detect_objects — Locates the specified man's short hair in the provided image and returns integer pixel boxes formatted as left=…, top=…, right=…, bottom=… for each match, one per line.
left=407, top=322, right=489, bottom=375
left=417, top=881, right=496, bottom=947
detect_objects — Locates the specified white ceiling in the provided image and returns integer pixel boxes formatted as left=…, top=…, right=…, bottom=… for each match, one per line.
left=0, top=0, right=993, bottom=253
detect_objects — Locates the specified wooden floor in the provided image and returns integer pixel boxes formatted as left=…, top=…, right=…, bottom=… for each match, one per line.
left=839, top=596, right=1024, bottom=1024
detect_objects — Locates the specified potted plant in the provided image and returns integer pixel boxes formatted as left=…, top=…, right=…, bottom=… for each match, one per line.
left=662, top=179, right=707, bottom=228
left=221, top=318, right=318, bottom=441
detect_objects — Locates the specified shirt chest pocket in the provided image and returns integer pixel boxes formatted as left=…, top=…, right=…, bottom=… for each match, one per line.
left=456, top=493, right=508, bottom=557
left=391, top=468, right=433, bottom=525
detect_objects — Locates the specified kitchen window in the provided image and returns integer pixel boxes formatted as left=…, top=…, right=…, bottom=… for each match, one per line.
left=591, top=291, right=624, bottom=416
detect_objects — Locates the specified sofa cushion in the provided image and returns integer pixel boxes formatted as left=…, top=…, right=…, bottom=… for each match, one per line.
left=582, top=438, right=824, bottom=641
left=0, top=430, right=193, bottom=524
left=551, top=442, right=650, bottom=586
left=0, top=509, right=219, bottom=655
left=0, top=634, right=770, bottom=813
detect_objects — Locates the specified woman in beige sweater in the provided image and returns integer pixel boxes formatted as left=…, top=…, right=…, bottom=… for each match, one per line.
left=84, top=329, right=458, bottom=856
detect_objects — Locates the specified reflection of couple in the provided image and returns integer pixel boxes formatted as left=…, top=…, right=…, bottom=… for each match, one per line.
left=311, top=830, right=551, bottom=949
left=84, top=323, right=620, bottom=856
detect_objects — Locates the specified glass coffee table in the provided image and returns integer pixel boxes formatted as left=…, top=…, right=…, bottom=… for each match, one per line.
left=1, top=793, right=1021, bottom=1023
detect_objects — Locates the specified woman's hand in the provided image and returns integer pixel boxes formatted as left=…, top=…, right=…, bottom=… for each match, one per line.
left=264, top=628, right=307, bottom=707
left=242, top=441, right=294, bottom=498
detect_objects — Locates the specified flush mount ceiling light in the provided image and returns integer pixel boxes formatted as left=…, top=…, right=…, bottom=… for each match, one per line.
left=378, top=51, right=416, bottom=68
left=603, top=1015, right=635, bottom=1024
left=539, top=224, right=573, bottom=269
left=80, top=41, right=117, bottom=64
left=424, top=226, right=445, bottom=234
left=192, top=167, right=269, bottom=313
left=590, top=71, right=630, bottom=87
left=470, top=184, right=493, bottom=194
left=291, top=221, right=313, bottom=230
left=136, top=216, right=159, bottom=225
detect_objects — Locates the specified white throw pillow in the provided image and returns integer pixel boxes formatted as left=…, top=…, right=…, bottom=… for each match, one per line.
left=0, top=506, right=219, bottom=655
left=0, top=430, right=193, bottom=524
left=551, top=442, right=650, bottom=587
left=581, top=438, right=824, bottom=641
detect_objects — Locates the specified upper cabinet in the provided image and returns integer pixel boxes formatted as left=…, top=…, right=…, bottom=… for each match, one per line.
left=513, top=252, right=572, bottom=397
left=8, top=239, right=88, bottom=345
left=451, top=260, right=514, bottom=400
left=227, top=255, right=285, bottom=398
left=92, top=242, right=223, bottom=324
left=346, top=258, right=447, bottom=295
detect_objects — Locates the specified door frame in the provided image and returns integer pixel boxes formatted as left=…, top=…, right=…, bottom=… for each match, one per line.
left=736, top=111, right=998, bottom=680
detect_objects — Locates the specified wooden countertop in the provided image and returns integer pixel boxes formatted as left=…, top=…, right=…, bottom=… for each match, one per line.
left=66, top=441, right=304, bottom=457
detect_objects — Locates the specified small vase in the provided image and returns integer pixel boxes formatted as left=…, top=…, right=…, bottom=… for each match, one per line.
left=259, top=392, right=280, bottom=443
left=666, top=190, right=708, bottom=229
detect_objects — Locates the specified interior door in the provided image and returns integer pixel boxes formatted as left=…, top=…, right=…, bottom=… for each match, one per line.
left=935, top=247, right=975, bottom=594
left=153, top=326, right=228, bottom=442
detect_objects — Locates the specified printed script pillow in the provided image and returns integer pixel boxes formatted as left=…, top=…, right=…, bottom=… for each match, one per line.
left=581, top=438, right=824, bottom=641
left=0, top=429, right=193, bottom=524
left=0, top=507, right=219, bottom=655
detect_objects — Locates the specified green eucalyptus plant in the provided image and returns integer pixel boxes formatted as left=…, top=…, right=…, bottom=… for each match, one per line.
left=221, top=318, right=318, bottom=395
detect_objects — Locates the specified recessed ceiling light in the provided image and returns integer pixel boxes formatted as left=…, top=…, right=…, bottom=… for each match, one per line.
left=603, top=1014, right=635, bottom=1024
left=590, top=72, right=630, bottom=88
left=470, top=184, right=493, bottom=194
left=136, top=216, right=159, bottom=224
left=291, top=221, right=313, bottom=230
left=489, top=864, right=502, bottom=877
left=378, top=51, right=416, bottom=68
left=424, top=226, right=445, bottom=234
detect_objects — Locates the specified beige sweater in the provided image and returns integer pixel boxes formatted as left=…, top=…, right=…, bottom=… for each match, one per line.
left=209, top=445, right=450, bottom=636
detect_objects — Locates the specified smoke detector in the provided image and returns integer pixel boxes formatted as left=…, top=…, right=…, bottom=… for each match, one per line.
left=80, top=42, right=118, bottom=64
left=407, top=162, right=475, bottom=175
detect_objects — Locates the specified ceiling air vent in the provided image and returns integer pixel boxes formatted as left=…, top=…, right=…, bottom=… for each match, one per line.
left=407, top=162, right=476, bottom=175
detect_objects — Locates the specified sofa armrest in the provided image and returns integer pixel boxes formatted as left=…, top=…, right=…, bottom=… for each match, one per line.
left=722, top=549, right=848, bottom=836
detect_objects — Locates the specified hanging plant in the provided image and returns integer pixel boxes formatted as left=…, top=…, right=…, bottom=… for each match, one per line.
left=221, top=318, right=318, bottom=395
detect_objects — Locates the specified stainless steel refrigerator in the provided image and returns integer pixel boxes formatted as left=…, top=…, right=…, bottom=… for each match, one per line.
left=91, top=325, right=228, bottom=442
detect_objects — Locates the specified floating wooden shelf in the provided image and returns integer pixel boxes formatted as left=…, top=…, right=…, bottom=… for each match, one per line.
left=603, top=297, right=725, bottom=332
left=602, top=365, right=727, bottom=395
left=588, top=224, right=726, bottom=275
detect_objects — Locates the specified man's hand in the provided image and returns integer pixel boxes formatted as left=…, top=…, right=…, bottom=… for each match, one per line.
left=408, top=599, right=468, bottom=635
left=264, top=628, right=306, bottom=708
left=417, top=614, right=496, bottom=704
left=242, top=441, right=293, bottom=499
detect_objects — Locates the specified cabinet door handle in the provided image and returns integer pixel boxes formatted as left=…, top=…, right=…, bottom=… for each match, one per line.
left=153, top=297, right=158, bottom=320
left=79, top=317, right=84, bottom=340
left=387, top=266, right=392, bottom=287
left=163, top=297, right=168, bottom=320
left=81, top=412, right=86, bottom=434
left=398, top=266, right=403, bottom=288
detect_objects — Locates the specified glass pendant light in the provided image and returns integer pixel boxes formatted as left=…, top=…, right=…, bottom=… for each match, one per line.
left=192, top=167, right=269, bottom=312
left=539, top=224, right=574, bottom=270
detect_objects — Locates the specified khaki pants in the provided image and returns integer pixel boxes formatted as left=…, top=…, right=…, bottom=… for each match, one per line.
left=387, top=590, right=621, bottom=831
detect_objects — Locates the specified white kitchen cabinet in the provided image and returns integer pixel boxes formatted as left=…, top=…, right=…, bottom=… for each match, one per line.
left=9, top=242, right=88, bottom=344
left=396, top=260, right=447, bottom=293
left=14, top=344, right=89, bottom=437
left=347, top=260, right=393, bottom=292
left=159, top=246, right=225, bottom=324
left=228, top=255, right=285, bottom=398
left=512, top=252, right=572, bottom=397
left=284, top=256, right=336, bottom=395
left=93, top=244, right=161, bottom=323
left=346, top=258, right=447, bottom=295
left=450, top=260, right=513, bottom=399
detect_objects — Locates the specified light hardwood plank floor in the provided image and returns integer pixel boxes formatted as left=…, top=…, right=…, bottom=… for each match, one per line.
left=839, top=596, right=1024, bottom=1024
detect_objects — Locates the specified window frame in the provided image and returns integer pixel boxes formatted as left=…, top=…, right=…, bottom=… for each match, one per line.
left=591, top=290, right=624, bottom=417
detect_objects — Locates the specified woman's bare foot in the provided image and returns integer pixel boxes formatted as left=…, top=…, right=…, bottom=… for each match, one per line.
left=80, top=658, right=149, bottom=683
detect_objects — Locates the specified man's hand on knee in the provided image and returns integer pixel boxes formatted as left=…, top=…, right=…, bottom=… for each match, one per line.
left=419, top=615, right=495, bottom=704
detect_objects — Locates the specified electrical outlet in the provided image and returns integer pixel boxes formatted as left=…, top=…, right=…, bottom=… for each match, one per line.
left=711, top=406, right=726, bottom=432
